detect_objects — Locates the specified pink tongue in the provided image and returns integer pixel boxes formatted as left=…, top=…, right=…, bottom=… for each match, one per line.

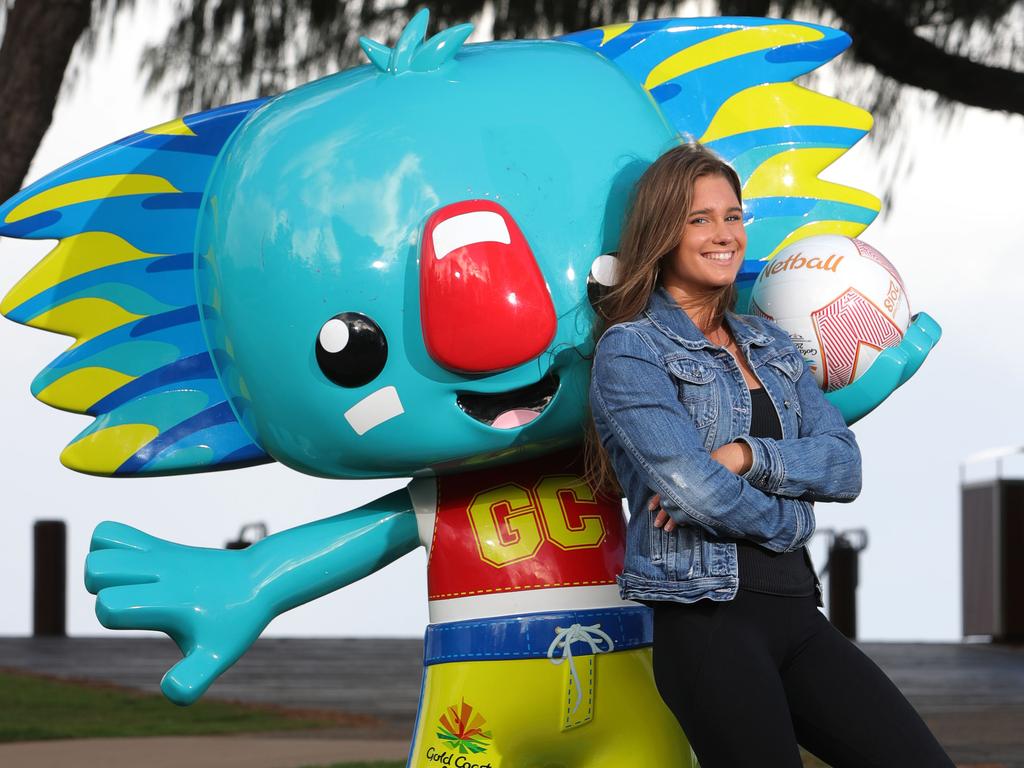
left=492, top=409, right=541, bottom=430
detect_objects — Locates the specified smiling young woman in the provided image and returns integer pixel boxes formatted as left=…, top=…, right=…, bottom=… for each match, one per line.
left=662, top=174, right=747, bottom=299
left=585, top=142, right=953, bottom=768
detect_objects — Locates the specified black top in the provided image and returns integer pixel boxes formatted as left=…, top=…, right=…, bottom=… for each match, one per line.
left=734, top=387, right=817, bottom=597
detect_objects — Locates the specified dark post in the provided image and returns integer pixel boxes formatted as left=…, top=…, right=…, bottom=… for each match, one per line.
left=33, top=520, right=66, bottom=637
left=226, top=522, right=268, bottom=550
left=962, top=476, right=1024, bottom=641
left=827, top=529, right=868, bottom=640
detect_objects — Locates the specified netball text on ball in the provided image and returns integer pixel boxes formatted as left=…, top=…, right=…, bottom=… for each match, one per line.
left=766, top=252, right=844, bottom=275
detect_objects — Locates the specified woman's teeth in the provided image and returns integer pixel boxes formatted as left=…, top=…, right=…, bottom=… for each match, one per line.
left=702, top=251, right=733, bottom=261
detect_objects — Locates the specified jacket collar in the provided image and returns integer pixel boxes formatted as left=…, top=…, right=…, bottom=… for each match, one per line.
left=642, top=286, right=773, bottom=351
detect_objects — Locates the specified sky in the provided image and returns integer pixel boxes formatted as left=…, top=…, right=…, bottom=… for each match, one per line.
left=0, top=4, right=1022, bottom=642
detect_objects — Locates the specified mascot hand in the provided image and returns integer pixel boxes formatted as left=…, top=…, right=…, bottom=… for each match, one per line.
left=85, top=521, right=272, bottom=706
left=824, top=311, right=941, bottom=426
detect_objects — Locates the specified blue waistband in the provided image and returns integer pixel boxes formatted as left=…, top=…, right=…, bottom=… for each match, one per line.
left=423, top=606, right=652, bottom=666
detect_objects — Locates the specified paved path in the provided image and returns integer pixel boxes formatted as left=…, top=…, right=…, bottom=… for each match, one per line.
left=0, top=734, right=409, bottom=768
left=1, top=637, right=1022, bottom=767
left=859, top=643, right=1024, bottom=768
left=0, top=636, right=423, bottom=729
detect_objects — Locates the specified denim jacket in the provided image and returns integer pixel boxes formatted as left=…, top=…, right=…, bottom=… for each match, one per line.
left=590, top=286, right=862, bottom=603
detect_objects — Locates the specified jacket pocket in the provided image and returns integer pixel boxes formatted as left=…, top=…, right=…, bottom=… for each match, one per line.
left=649, top=522, right=698, bottom=580
left=672, top=524, right=700, bottom=579
left=666, top=357, right=719, bottom=429
left=649, top=522, right=673, bottom=566
left=766, top=350, right=804, bottom=383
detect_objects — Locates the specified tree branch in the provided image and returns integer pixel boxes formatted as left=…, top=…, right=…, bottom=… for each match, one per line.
left=0, top=0, right=92, bottom=201
left=826, top=0, right=1024, bottom=115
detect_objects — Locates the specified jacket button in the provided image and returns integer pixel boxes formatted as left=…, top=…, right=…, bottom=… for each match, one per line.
left=784, top=400, right=791, bottom=408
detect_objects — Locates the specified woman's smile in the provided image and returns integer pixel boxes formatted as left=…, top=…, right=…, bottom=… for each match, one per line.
left=661, top=173, right=747, bottom=297
left=701, top=250, right=736, bottom=262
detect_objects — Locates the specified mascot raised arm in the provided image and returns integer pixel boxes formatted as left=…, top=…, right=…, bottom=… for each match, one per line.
left=1, top=11, right=938, bottom=766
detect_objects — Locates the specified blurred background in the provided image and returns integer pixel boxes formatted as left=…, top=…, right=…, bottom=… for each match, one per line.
left=0, top=0, right=1021, bottom=644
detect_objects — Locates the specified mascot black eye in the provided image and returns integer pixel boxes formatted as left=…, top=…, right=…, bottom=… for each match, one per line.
left=315, top=313, right=388, bottom=388
left=587, top=253, right=619, bottom=310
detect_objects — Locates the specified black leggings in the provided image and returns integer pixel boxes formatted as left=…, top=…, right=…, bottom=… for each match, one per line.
left=649, top=591, right=955, bottom=768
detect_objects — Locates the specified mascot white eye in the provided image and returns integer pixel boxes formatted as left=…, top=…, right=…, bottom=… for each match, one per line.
left=318, top=318, right=350, bottom=353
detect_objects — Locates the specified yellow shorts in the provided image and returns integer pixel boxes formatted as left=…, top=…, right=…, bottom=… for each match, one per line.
left=407, top=610, right=693, bottom=767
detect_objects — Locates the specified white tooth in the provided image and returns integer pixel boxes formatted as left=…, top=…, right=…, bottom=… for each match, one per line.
left=345, top=386, right=404, bottom=435
left=432, top=210, right=511, bottom=260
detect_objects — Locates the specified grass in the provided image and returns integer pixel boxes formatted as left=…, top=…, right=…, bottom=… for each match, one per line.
left=0, top=668, right=361, bottom=742
left=801, top=750, right=831, bottom=767
left=2, top=669, right=832, bottom=768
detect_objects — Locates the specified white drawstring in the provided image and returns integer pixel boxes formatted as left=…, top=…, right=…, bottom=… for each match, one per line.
left=546, top=623, right=615, bottom=715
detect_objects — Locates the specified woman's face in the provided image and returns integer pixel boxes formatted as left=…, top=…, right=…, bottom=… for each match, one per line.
left=661, top=173, right=746, bottom=296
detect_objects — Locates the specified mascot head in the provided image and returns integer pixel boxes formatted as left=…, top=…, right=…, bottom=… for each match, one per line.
left=0, top=11, right=877, bottom=478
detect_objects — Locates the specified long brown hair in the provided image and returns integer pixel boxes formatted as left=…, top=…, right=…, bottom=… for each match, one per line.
left=584, top=142, right=743, bottom=496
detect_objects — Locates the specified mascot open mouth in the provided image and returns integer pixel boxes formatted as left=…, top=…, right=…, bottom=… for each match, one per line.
left=457, top=374, right=559, bottom=429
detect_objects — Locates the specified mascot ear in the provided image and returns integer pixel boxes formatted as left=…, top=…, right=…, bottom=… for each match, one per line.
left=559, top=18, right=880, bottom=274
left=0, top=100, right=272, bottom=477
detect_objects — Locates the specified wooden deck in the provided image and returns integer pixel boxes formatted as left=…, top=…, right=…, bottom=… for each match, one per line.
left=1, top=637, right=1021, bottom=766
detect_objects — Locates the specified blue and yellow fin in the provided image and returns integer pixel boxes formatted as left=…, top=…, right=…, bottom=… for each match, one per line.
left=0, top=99, right=274, bottom=476
left=560, top=17, right=880, bottom=280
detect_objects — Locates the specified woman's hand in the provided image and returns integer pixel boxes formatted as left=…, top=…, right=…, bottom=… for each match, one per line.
left=709, top=441, right=752, bottom=475
left=651, top=441, right=753, bottom=531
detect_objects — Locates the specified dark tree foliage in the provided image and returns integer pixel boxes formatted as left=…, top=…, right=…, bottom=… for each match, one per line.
left=0, top=0, right=1020, bottom=202
left=139, top=1, right=1024, bottom=117
left=137, top=0, right=1023, bottom=211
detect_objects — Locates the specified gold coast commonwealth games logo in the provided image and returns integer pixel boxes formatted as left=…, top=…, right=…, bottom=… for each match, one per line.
left=436, top=699, right=492, bottom=754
